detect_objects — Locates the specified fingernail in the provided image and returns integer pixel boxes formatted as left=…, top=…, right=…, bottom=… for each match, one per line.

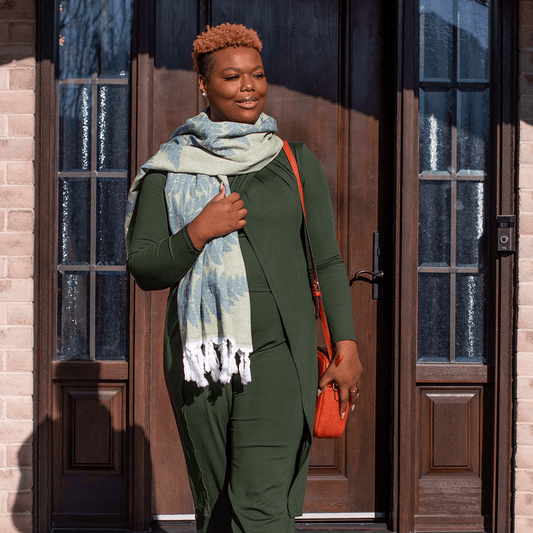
left=341, top=412, right=345, bottom=420
left=317, top=389, right=322, bottom=398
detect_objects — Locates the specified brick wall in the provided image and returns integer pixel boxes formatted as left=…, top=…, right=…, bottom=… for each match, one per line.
left=0, top=1, right=35, bottom=533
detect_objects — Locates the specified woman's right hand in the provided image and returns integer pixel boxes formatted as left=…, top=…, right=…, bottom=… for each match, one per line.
left=187, top=183, right=247, bottom=249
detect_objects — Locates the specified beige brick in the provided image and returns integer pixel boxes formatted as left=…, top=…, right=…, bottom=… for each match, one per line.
left=0, top=70, right=8, bottom=91
left=521, top=4, right=533, bottom=28
left=0, top=279, right=33, bottom=303
left=7, top=116, right=33, bottom=138
left=0, top=420, right=32, bottom=444
left=518, top=401, right=533, bottom=422
left=0, top=186, right=33, bottom=208
left=0, top=162, right=6, bottom=184
left=519, top=284, right=533, bottom=306
left=0, top=468, right=32, bottom=491
left=8, top=70, right=34, bottom=92
left=516, top=517, right=533, bottom=533
left=518, top=377, right=533, bottom=400
left=5, top=351, right=32, bottom=373
left=0, top=490, right=6, bottom=513
left=523, top=120, right=533, bottom=143
left=521, top=144, right=533, bottom=166
left=5, top=397, right=32, bottom=420
left=521, top=51, right=533, bottom=75
left=0, top=513, right=32, bottom=533
left=0, top=22, right=8, bottom=45
left=5, top=163, right=33, bottom=185
left=518, top=330, right=533, bottom=352
left=521, top=213, right=533, bottom=235
left=7, top=490, right=31, bottom=513
left=0, top=209, right=6, bottom=231
left=0, top=303, right=6, bottom=325
left=0, top=138, right=34, bottom=161
left=518, top=423, right=533, bottom=446
left=7, top=444, right=31, bottom=468
left=520, top=260, right=533, bottom=282
left=520, top=166, right=533, bottom=189
left=0, top=45, right=35, bottom=69
left=0, top=397, right=5, bottom=417
left=518, top=353, right=533, bottom=376
left=5, top=304, right=32, bottom=326
left=520, top=235, right=533, bottom=260
left=0, top=258, right=6, bottom=278
left=0, top=91, right=34, bottom=115
left=516, top=491, right=533, bottom=515
left=521, top=74, right=533, bottom=96
left=0, top=115, right=7, bottom=137
left=7, top=257, right=32, bottom=279
left=0, top=0, right=36, bottom=20
left=0, top=234, right=33, bottom=256
left=516, top=469, right=533, bottom=492
left=522, top=97, right=533, bottom=120
left=0, top=374, right=32, bottom=396
left=0, top=327, right=33, bottom=350
left=7, top=210, right=32, bottom=232
left=8, top=22, right=34, bottom=45
left=521, top=189, right=533, bottom=212
left=0, top=444, right=6, bottom=467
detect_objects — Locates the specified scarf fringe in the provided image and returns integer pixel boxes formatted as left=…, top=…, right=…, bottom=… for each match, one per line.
left=183, top=338, right=252, bottom=387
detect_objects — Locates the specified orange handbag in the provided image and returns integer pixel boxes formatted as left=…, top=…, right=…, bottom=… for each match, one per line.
left=282, top=141, right=349, bottom=438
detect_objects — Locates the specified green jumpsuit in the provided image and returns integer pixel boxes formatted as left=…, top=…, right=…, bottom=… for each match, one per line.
left=127, top=142, right=357, bottom=532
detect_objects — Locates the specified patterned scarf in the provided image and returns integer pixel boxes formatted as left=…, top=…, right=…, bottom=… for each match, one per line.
left=126, top=111, right=283, bottom=387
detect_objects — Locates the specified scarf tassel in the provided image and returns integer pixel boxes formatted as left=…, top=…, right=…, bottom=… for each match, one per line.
left=183, top=339, right=252, bottom=387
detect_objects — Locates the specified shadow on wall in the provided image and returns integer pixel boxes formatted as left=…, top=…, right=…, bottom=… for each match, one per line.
left=11, top=362, right=152, bottom=532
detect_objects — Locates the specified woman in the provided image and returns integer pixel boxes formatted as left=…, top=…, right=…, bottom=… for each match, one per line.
left=126, top=23, right=363, bottom=533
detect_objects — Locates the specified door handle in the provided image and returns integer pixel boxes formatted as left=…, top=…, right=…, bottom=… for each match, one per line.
left=349, top=233, right=385, bottom=300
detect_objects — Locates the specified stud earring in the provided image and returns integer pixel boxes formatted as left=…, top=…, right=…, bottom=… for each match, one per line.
left=202, top=92, right=207, bottom=97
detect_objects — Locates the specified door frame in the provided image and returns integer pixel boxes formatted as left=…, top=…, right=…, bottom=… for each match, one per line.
left=34, top=0, right=517, bottom=532
left=394, top=1, right=517, bottom=532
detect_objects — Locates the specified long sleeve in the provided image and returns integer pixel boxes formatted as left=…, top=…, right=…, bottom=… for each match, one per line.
left=296, top=144, right=357, bottom=344
left=127, top=171, right=202, bottom=291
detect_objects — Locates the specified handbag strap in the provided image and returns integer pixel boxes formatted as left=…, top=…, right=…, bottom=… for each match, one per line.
left=282, top=141, right=338, bottom=365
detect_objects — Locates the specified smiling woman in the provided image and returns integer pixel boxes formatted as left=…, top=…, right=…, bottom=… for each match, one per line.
left=125, top=22, right=362, bottom=533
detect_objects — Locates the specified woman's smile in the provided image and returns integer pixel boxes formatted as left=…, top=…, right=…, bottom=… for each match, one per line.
left=199, top=46, right=267, bottom=124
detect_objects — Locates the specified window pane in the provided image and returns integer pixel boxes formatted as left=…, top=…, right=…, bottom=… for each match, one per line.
left=57, top=272, right=90, bottom=360
left=96, top=272, right=128, bottom=360
left=458, top=0, right=490, bottom=81
left=58, top=84, right=91, bottom=171
left=59, top=0, right=133, bottom=79
left=97, top=178, right=127, bottom=265
left=420, top=0, right=454, bottom=80
left=456, top=181, right=486, bottom=267
left=418, top=273, right=450, bottom=362
left=419, top=181, right=451, bottom=267
left=457, top=90, right=490, bottom=173
left=456, top=274, right=486, bottom=362
left=98, top=85, right=130, bottom=171
left=58, top=177, right=90, bottom=265
left=419, top=90, right=452, bottom=174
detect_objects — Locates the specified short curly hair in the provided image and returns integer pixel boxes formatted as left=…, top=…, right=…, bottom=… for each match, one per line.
left=192, top=23, right=263, bottom=78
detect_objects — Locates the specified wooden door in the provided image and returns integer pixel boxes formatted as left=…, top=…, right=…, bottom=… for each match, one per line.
left=143, top=0, right=396, bottom=525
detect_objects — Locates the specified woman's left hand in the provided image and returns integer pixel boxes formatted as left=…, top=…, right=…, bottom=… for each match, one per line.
left=317, top=340, right=363, bottom=419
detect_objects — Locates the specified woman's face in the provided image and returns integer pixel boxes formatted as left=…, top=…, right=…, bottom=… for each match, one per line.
left=199, top=46, right=267, bottom=124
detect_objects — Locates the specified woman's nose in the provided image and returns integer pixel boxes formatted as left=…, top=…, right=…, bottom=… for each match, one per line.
left=241, top=78, right=254, bottom=91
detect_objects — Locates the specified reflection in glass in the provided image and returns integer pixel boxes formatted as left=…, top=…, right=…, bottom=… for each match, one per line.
left=419, top=90, right=452, bottom=173
left=458, top=0, right=490, bottom=81
left=58, top=178, right=90, bottom=264
left=97, top=178, right=127, bottom=265
left=458, top=90, right=489, bottom=173
left=419, top=0, right=453, bottom=80
left=96, top=272, right=128, bottom=360
left=58, top=84, right=91, bottom=171
left=98, top=85, right=130, bottom=171
left=457, top=181, right=485, bottom=267
left=419, top=181, right=451, bottom=267
left=418, top=274, right=450, bottom=361
left=456, top=274, right=486, bottom=362
left=58, top=0, right=132, bottom=79
left=57, top=272, right=90, bottom=360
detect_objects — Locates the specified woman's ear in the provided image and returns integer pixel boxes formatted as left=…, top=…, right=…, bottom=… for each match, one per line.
left=198, top=75, right=207, bottom=96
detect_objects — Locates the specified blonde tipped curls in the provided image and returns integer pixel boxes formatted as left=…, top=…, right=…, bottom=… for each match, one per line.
left=192, top=23, right=263, bottom=77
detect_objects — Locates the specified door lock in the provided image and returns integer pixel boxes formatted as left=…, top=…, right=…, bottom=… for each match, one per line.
left=497, top=215, right=516, bottom=252
left=349, top=233, right=385, bottom=300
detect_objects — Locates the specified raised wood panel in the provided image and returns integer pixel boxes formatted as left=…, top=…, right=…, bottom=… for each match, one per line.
left=52, top=381, right=128, bottom=528
left=416, top=387, right=484, bottom=531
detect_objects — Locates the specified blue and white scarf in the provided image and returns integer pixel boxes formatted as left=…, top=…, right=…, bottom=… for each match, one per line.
left=126, top=111, right=283, bottom=387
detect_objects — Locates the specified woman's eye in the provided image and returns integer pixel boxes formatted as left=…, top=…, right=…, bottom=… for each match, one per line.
left=254, top=73, right=265, bottom=79
left=225, top=75, right=239, bottom=81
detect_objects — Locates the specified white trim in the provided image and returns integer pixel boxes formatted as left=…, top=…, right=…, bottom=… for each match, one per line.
left=153, top=512, right=386, bottom=521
